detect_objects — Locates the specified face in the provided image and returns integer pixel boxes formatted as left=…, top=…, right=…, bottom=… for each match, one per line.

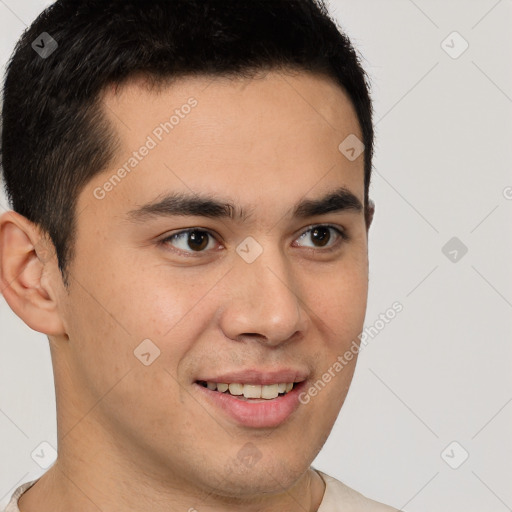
left=53, top=70, right=370, bottom=498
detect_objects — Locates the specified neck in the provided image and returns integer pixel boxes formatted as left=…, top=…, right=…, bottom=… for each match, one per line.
left=18, top=459, right=326, bottom=512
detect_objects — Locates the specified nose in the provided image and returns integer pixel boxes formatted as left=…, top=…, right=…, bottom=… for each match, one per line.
left=218, top=244, right=309, bottom=347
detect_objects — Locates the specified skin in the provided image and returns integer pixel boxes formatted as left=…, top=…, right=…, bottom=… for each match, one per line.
left=0, top=69, right=373, bottom=512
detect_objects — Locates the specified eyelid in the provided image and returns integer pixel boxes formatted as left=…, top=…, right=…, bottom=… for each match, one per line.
left=158, top=224, right=348, bottom=256
left=157, top=227, right=221, bottom=257
left=293, top=224, right=348, bottom=251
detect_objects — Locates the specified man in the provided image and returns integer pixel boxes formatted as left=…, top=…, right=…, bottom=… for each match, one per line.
left=0, top=0, right=401, bottom=510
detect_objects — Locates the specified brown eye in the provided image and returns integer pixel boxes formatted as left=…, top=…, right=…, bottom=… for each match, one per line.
left=294, top=225, right=346, bottom=250
left=161, top=229, right=217, bottom=253
left=186, top=231, right=210, bottom=251
left=310, top=226, right=331, bottom=247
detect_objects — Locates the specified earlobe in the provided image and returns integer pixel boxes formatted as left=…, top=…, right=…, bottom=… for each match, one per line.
left=0, top=211, right=66, bottom=336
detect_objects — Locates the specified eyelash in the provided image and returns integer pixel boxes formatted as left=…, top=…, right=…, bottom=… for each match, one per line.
left=157, top=224, right=349, bottom=257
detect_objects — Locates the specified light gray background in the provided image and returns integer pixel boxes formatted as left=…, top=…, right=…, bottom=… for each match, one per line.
left=1, top=1, right=511, bottom=511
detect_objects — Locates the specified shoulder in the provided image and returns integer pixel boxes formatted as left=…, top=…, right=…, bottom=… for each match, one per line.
left=316, top=469, right=403, bottom=512
left=2, top=479, right=40, bottom=512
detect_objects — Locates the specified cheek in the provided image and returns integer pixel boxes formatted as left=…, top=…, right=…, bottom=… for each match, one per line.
left=72, top=245, right=212, bottom=339
left=61, top=272, right=195, bottom=442
left=306, top=261, right=368, bottom=339
left=299, top=258, right=367, bottom=417
left=63, top=254, right=233, bottom=406
left=62, top=282, right=134, bottom=403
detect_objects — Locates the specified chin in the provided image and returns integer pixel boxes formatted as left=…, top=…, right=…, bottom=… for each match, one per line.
left=212, top=455, right=308, bottom=497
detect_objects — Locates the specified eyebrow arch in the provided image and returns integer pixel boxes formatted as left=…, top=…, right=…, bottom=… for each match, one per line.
left=126, top=186, right=363, bottom=223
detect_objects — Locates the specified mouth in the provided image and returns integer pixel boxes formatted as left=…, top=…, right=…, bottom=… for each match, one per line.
left=194, top=379, right=307, bottom=428
left=195, top=380, right=297, bottom=401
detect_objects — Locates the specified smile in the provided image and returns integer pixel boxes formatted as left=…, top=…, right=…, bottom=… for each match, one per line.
left=196, top=381, right=295, bottom=400
left=194, top=380, right=307, bottom=428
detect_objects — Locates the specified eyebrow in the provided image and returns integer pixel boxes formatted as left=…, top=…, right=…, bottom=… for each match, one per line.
left=126, top=186, right=363, bottom=223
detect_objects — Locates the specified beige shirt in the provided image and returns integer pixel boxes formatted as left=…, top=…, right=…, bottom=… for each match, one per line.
left=2, top=468, right=400, bottom=511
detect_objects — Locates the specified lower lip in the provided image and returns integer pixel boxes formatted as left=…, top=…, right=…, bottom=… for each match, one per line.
left=194, top=381, right=307, bottom=428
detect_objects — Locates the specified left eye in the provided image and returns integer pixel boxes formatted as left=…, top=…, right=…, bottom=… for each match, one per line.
left=160, top=225, right=346, bottom=255
left=293, top=225, right=346, bottom=250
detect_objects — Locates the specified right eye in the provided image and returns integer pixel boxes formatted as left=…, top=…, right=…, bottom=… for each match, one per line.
left=158, top=228, right=222, bottom=256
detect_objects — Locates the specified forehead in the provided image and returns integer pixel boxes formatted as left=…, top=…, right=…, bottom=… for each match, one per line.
left=104, top=70, right=361, bottom=142
left=80, top=70, right=364, bottom=220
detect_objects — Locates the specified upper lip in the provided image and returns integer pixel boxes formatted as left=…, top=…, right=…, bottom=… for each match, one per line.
left=196, top=368, right=309, bottom=385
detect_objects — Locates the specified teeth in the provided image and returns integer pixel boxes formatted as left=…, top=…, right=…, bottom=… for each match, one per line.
left=243, top=384, right=261, bottom=399
left=228, top=383, right=243, bottom=395
left=261, top=383, right=279, bottom=399
left=201, top=381, right=296, bottom=399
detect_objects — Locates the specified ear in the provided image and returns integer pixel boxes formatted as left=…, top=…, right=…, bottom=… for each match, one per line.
left=365, top=199, right=375, bottom=230
left=0, top=211, right=66, bottom=336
